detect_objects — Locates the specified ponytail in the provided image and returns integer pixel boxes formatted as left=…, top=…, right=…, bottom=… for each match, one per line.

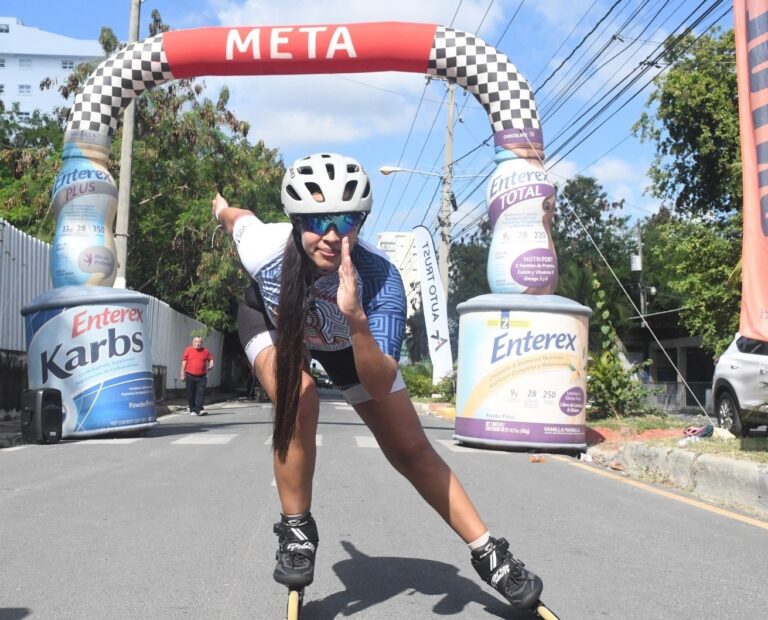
left=272, top=231, right=314, bottom=462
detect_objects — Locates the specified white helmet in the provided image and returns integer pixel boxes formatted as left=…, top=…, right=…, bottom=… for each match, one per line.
left=281, top=153, right=372, bottom=215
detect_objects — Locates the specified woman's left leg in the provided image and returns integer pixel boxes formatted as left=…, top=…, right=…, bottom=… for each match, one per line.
left=354, top=388, right=544, bottom=610
left=353, top=388, right=486, bottom=544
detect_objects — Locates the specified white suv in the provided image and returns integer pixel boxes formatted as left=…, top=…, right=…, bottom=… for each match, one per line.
left=712, top=334, right=768, bottom=437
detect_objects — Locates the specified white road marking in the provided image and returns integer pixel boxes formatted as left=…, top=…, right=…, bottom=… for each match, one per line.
left=334, top=405, right=354, bottom=410
left=1, top=446, right=28, bottom=452
left=69, top=438, right=144, bottom=445
left=172, top=434, right=237, bottom=445
left=355, top=436, right=380, bottom=449
left=264, top=435, right=322, bottom=446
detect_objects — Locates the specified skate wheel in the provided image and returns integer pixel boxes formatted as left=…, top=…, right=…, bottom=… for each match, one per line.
left=536, top=601, right=560, bottom=620
left=287, top=588, right=303, bottom=620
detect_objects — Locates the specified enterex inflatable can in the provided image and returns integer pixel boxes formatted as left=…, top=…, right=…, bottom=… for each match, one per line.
left=455, top=294, right=591, bottom=450
left=21, top=286, right=157, bottom=438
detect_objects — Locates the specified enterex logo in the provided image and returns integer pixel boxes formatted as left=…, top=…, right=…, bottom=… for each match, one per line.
left=491, top=330, right=577, bottom=364
left=72, top=307, right=144, bottom=337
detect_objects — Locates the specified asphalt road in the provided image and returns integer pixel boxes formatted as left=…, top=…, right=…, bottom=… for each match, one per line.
left=1, top=395, right=766, bottom=619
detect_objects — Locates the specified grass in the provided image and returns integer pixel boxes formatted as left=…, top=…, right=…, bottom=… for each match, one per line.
left=588, top=414, right=768, bottom=465
left=587, top=414, right=689, bottom=432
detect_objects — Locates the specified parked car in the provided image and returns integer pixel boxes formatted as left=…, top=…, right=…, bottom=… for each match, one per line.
left=712, top=334, right=768, bottom=436
left=314, top=373, right=334, bottom=390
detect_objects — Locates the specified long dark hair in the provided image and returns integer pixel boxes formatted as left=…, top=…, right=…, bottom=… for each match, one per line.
left=272, top=228, right=314, bottom=462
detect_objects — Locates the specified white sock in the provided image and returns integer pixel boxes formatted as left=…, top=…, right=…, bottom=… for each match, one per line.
left=468, top=531, right=491, bottom=551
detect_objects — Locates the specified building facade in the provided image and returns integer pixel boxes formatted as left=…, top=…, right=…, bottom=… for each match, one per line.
left=376, top=231, right=420, bottom=319
left=0, top=17, right=102, bottom=118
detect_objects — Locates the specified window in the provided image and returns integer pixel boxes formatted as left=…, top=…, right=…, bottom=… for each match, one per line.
left=61, top=59, right=74, bottom=70
left=18, top=84, right=31, bottom=95
left=0, top=58, right=5, bottom=68
left=0, top=84, right=4, bottom=95
left=19, top=58, right=32, bottom=69
left=17, top=111, right=31, bottom=121
left=0, top=24, right=9, bottom=34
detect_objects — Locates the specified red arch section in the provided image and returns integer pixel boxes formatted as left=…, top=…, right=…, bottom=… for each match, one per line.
left=163, top=22, right=438, bottom=77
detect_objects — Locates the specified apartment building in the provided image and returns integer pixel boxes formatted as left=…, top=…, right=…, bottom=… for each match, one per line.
left=0, top=17, right=102, bottom=118
left=376, top=231, right=420, bottom=319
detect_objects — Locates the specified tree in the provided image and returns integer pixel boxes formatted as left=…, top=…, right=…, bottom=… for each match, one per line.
left=0, top=104, right=64, bottom=239
left=634, top=28, right=739, bottom=217
left=552, top=175, right=635, bottom=349
left=643, top=213, right=741, bottom=355
left=0, top=13, right=286, bottom=332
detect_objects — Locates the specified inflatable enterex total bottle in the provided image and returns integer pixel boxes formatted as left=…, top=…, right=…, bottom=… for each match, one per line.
left=51, top=133, right=118, bottom=287
left=485, top=145, right=558, bottom=294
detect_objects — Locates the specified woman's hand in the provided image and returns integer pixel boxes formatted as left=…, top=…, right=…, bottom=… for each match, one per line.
left=212, top=193, right=229, bottom=222
left=337, top=237, right=365, bottom=322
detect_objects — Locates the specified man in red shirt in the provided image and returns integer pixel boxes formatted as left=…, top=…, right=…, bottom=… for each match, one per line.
left=180, top=337, right=214, bottom=416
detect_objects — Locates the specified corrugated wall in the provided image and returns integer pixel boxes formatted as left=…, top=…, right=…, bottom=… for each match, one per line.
left=0, top=219, right=223, bottom=389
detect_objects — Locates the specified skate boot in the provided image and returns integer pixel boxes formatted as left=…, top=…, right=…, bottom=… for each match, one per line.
left=471, top=537, right=543, bottom=610
left=273, top=512, right=319, bottom=588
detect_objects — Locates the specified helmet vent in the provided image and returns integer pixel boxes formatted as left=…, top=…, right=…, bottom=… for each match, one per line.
left=305, top=182, right=324, bottom=201
left=285, top=185, right=301, bottom=201
left=362, top=180, right=371, bottom=198
left=343, top=181, right=358, bottom=201
left=325, top=164, right=335, bottom=180
left=297, top=166, right=313, bottom=175
left=347, top=164, right=360, bottom=173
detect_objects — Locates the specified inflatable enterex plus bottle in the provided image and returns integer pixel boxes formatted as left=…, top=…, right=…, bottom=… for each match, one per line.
left=51, top=134, right=118, bottom=287
left=485, top=150, right=558, bottom=294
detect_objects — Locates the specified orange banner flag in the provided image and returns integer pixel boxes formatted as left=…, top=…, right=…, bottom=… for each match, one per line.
left=735, top=0, right=768, bottom=341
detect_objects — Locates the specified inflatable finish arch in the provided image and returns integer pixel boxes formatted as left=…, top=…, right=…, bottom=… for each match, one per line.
left=52, top=22, right=555, bottom=293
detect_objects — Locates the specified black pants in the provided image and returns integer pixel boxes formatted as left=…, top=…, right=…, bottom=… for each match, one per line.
left=186, top=373, right=207, bottom=413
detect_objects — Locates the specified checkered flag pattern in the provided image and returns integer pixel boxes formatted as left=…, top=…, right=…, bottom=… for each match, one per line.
left=67, top=35, right=174, bottom=136
left=427, top=26, right=539, bottom=132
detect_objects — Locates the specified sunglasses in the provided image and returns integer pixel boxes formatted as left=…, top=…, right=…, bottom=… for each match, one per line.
left=294, top=212, right=366, bottom=236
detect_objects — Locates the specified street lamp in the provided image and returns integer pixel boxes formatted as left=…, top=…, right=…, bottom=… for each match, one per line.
left=379, top=162, right=455, bottom=296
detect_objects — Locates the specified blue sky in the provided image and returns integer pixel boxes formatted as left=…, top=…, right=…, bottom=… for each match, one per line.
left=3, top=0, right=734, bottom=243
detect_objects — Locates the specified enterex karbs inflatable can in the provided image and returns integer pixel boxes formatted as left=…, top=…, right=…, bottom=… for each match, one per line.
left=455, top=294, right=591, bottom=450
left=21, top=287, right=157, bottom=438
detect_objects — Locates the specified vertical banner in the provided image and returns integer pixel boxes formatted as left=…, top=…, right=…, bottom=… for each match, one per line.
left=413, top=226, right=454, bottom=384
left=735, top=0, right=768, bottom=341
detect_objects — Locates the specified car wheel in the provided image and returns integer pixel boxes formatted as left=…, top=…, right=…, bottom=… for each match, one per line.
left=716, top=390, right=747, bottom=437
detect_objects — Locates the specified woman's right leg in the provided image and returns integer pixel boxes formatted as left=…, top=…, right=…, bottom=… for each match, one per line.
left=252, top=346, right=320, bottom=515
left=252, top=346, right=321, bottom=586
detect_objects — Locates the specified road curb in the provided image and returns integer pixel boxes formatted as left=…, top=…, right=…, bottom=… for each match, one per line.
left=588, top=442, right=768, bottom=519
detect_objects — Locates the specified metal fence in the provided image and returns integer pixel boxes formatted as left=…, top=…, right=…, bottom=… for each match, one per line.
left=642, top=381, right=712, bottom=414
left=0, top=219, right=223, bottom=392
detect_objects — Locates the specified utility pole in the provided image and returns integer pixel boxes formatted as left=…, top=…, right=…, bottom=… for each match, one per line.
left=636, top=221, right=646, bottom=320
left=438, top=82, right=455, bottom=297
left=114, top=0, right=142, bottom=289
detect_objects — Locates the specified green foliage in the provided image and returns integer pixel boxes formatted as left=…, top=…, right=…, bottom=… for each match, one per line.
left=643, top=213, right=741, bottom=355
left=634, top=28, right=740, bottom=216
left=0, top=104, right=64, bottom=240
left=552, top=176, right=634, bottom=350
left=400, top=362, right=455, bottom=403
left=0, top=15, right=286, bottom=333
left=401, top=363, right=434, bottom=398
left=587, top=278, right=661, bottom=420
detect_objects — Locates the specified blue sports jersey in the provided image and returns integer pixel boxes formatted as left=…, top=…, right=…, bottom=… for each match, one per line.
left=233, top=216, right=406, bottom=360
